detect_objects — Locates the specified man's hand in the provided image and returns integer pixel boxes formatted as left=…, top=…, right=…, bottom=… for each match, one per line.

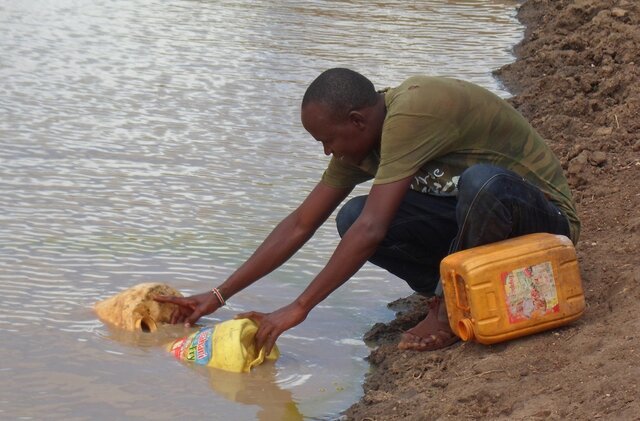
left=237, top=301, right=308, bottom=356
left=154, top=291, right=221, bottom=327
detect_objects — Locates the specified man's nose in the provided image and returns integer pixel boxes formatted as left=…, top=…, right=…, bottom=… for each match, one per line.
left=323, top=144, right=332, bottom=156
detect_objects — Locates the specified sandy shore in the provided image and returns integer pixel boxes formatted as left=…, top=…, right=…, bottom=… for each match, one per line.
left=346, top=0, right=640, bottom=419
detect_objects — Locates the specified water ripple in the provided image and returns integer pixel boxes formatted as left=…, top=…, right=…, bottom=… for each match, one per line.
left=0, top=0, right=521, bottom=418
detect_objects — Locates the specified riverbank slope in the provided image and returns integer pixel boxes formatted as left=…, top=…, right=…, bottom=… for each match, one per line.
left=346, top=0, right=640, bottom=419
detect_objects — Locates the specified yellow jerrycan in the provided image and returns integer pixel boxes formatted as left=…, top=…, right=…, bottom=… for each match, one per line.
left=440, top=233, right=585, bottom=345
left=94, top=282, right=182, bottom=332
left=168, top=318, right=279, bottom=373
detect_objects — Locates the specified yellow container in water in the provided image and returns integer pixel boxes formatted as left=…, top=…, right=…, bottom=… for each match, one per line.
left=168, top=318, right=279, bottom=373
left=440, top=233, right=585, bottom=345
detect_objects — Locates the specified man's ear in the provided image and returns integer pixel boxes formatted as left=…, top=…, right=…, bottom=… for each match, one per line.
left=348, top=110, right=366, bottom=129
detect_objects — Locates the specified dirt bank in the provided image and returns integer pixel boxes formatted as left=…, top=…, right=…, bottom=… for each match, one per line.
left=346, top=0, right=640, bottom=419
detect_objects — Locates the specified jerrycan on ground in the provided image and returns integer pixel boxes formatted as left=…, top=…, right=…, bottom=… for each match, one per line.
left=168, top=318, right=279, bottom=373
left=440, top=233, right=585, bottom=345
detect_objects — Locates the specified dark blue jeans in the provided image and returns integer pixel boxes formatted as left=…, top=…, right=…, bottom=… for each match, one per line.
left=336, top=164, right=570, bottom=295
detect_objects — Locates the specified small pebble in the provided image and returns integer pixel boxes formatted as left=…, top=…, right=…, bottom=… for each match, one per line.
left=611, top=8, right=628, bottom=17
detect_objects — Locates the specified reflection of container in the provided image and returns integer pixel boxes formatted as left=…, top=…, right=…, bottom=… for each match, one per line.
left=441, top=233, right=585, bottom=344
left=168, top=318, right=279, bottom=373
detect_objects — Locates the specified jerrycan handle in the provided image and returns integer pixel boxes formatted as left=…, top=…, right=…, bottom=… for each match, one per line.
left=449, top=269, right=470, bottom=312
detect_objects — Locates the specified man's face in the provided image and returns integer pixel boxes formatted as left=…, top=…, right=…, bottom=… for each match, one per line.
left=301, top=101, right=376, bottom=166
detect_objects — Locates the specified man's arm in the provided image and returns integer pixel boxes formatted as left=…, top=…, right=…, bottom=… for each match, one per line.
left=219, top=181, right=353, bottom=300
left=156, top=181, right=352, bottom=325
left=240, top=175, right=415, bottom=353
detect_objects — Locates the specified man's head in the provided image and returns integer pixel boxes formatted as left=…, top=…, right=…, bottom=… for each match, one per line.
left=301, top=68, right=385, bottom=166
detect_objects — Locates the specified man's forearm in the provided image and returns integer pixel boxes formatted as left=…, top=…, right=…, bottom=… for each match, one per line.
left=295, top=219, right=384, bottom=313
left=217, top=210, right=319, bottom=300
left=211, top=182, right=351, bottom=303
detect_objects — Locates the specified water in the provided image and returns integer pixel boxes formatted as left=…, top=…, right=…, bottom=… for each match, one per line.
left=0, top=0, right=522, bottom=419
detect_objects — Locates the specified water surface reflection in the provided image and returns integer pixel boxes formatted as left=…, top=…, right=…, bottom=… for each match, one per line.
left=0, top=0, right=521, bottom=418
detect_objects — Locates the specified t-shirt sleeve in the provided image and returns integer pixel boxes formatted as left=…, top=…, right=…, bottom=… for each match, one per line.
left=374, top=114, right=460, bottom=184
left=321, top=156, right=374, bottom=188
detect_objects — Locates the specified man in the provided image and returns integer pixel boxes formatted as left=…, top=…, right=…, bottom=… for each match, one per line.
left=156, top=68, right=579, bottom=353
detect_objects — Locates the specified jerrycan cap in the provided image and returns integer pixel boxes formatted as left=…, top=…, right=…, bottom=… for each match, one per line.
left=457, top=318, right=475, bottom=341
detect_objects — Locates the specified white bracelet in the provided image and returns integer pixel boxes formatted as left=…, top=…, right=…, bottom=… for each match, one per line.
left=211, top=287, right=226, bottom=306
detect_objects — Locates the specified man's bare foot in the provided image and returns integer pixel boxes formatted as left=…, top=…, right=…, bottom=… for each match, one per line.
left=398, top=296, right=460, bottom=351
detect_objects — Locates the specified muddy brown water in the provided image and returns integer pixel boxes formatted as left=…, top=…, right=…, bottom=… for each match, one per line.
left=0, top=0, right=521, bottom=418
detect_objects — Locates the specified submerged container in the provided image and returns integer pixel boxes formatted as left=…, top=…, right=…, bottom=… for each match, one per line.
left=95, top=283, right=182, bottom=332
left=168, top=318, right=280, bottom=373
left=440, top=233, right=585, bottom=344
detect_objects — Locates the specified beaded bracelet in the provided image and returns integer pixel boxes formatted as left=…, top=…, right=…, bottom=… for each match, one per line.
left=211, top=287, right=226, bottom=306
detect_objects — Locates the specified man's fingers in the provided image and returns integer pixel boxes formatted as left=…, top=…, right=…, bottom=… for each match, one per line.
left=235, top=312, right=277, bottom=353
left=255, top=323, right=279, bottom=355
left=154, top=295, right=178, bottom=304
left=155, top=295, right=192, bottom=309
left=169, top=306, right=187, bottom=324
left=254, top=326, right=268, bottom=351
left=170, top=308, right=180, bottom=324
left=156, top=295, right=199, bottom=312
left=263, top=334, right=276, bottom=356
left=184, top=306, right=206, bottom=327
left=236, top=311, right=264, bottom=323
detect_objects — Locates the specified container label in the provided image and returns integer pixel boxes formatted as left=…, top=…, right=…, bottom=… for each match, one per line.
left=169, top=327, right=214, bottom=366
left=502, top=261, right=559, bottom=323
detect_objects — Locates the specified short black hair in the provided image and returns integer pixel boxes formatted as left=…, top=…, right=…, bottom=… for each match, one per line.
left=302, top=68, right=378, bottom=120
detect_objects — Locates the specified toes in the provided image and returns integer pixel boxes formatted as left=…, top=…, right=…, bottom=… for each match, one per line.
left=398, top=332, right=419, bottom=350
left=398, top=332, right=437, bottom=351
left=399, top=331, right=460, bottom=351
left=398, top=334, right=411, bottom=350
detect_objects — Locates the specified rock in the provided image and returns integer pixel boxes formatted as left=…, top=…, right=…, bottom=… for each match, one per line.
left=611, top=8, right=628, bottom=18
left=568, top=150, right=590, bottom=174
left=594, top=127, right=613, bottom=136
left=363, top=390, right=393, bottom=404
left=589, top=151, right=607, bottom=166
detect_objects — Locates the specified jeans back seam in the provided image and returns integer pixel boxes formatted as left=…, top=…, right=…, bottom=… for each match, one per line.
left=450, top=173, right=505, bottom=253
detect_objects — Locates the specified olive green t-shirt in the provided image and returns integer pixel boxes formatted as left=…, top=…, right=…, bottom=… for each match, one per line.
left=321, top=76, right=580, bottom=242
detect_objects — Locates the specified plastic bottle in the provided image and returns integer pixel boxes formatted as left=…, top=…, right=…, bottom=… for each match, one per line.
left=168, top=318, right=279, bottom=373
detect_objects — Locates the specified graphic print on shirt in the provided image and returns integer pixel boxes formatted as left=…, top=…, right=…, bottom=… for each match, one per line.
left=411, top=164, right=461, bottom=196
